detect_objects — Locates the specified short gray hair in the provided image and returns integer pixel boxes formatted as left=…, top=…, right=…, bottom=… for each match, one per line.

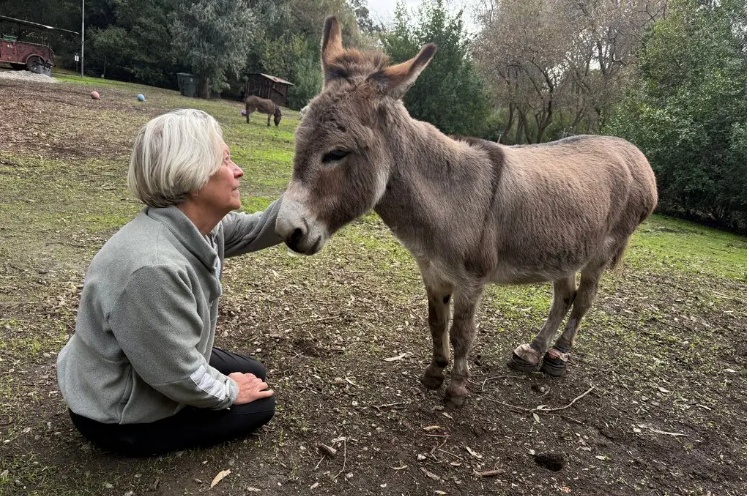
left=127, top=109, right=225, bottom=207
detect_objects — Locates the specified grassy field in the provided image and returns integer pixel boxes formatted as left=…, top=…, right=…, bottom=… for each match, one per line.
left=0, top=71, right=745, bottom=496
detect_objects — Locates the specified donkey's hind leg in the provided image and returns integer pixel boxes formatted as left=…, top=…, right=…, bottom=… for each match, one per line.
left=445, top=284, right=483, bottom=406
left=541, top=261, right=607, bottom=376
left=420, top=267, right=453, bottom=391
left=508, top=275, right=576, bottom=373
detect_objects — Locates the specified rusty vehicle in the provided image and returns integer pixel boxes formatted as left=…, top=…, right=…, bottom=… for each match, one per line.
left=0, top=15, right=78, bottom=76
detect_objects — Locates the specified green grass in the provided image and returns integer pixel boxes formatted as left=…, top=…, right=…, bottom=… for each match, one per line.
left=55, top=73, right=150, bottom=90
left=628, top=215, right=747, bottom=281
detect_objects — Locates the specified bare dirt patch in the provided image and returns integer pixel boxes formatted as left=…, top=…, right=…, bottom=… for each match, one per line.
left=0, top=74, right=746, bottom=496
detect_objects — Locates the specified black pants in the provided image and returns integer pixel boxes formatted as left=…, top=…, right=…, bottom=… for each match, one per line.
left=69, top=348, right=275, bottom=457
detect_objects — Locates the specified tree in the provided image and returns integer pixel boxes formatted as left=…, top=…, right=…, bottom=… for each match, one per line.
left=473, top=0, right=665, bottom=143
left=238, top=0, right=366, bottom=108
left=86, top=0, right=179, bottom=86
left=381, top=0, right=492, bottom=137
left=349, top=0, right=383, bottom=34
left=171, top=0, right=256, bottom=98
left=605, top=0, right=747, bottom=230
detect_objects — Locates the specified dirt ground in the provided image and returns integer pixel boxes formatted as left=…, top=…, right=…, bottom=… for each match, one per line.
left=0, top=73, right=746, bottom=496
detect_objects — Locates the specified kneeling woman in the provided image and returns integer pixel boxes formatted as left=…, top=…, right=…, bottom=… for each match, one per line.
left=57, top=109, right=282, bottom=456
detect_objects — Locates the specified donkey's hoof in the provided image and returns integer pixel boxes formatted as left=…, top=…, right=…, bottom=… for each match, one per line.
left=507, top=353, right=540, bottom=373
left=421, top=373, right=444, bottom=390
left=445, top=386, right=468, bottom=407
left=540, top=354, right=568, bottom=377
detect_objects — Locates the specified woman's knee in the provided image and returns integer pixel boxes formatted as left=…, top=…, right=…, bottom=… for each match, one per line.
left=210, top=348, right=267, bottom=378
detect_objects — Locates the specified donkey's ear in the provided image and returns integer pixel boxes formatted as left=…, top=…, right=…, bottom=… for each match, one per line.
left=368, top=43, right=437, bottom=99
left=321, top=16, right=344, bottom=70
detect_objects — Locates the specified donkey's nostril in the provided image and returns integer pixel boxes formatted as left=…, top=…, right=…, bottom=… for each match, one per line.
left=290, top=228, right=304, bottom=246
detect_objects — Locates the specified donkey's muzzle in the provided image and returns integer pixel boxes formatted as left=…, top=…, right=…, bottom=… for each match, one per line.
left=276, top=200, right=326, bottom=255
left=282, top=229, right=322, bottom=255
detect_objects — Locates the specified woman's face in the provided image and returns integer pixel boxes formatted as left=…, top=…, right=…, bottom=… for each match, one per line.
left=196, top=144, right=244, bottom=216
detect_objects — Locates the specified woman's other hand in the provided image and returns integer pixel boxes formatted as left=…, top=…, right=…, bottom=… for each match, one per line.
left=228, top=372, right=274, bottom=405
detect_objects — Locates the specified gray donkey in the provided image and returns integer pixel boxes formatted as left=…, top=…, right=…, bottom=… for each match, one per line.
left=276, top=17, right=658, bottom=406
left=245, top=95, right=282, bottom=127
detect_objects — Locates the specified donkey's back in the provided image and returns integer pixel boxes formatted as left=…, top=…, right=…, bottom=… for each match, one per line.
left=244, top=95, right=282, bottom=126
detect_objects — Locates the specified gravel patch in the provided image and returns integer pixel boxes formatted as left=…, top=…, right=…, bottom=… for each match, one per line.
left=0, top=68, right=59, bottom=83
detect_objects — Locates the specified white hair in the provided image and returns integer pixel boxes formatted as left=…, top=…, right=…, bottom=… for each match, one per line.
left=127, top=109, right=225, bottom=207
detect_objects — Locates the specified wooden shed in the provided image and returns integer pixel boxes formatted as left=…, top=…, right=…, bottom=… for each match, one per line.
left=245, top=73, right=294, bottom=107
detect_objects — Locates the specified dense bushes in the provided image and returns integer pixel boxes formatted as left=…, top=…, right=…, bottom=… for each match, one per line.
left=605, top=0, right=746, bottom=231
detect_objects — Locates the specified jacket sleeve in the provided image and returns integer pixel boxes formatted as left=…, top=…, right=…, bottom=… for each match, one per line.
left=109, top=264, right=238, bottom=410
left=222, top=196, right=284, bottom=258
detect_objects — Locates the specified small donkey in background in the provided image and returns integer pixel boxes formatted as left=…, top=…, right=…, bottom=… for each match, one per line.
left=276, top=17, right=658, bottom=406
left=245, top=95, right=282, bottom=127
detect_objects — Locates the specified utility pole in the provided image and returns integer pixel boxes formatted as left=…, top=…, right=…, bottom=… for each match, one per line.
left=81, top=0, right=84, bottom=77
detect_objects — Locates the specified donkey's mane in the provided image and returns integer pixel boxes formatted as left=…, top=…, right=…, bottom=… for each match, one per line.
left=324, top=48, right=390, bottom=83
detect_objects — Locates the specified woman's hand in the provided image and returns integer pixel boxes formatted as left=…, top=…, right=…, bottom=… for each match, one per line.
left=228, top=372, right=274, bottom=405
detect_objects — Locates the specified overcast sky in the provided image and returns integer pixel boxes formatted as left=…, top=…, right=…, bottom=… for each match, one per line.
left=366, top=0, right=421, bottom=23
left=366, top=0, right=480, bottom=33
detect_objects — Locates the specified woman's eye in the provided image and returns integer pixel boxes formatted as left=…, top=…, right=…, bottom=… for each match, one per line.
left=322, top=149, right=350, bottom=163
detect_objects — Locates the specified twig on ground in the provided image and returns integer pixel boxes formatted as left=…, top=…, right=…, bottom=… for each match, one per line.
left=489, top=400, right=527, bottom=412
left=558, top=414, right=585, bottom=425
left=468, top=375, right=512, bottom=392
left=488, top=386, right=596, bottom=417
left=534, top=386, right=596, bottom=413
left=372, top=402, right=405, bottom=410
left=437, top=448, right=463, bottom=460
left=318, top=443, right=337, bottom=457
left=474, top=469, right=504, bottom=477
left=333, top=438, right=348, bottom=480
left=420, top=467, right=441, bottom=481
left=429, top=438, right=448, bottom=457
left=640, top=425, right=687, bottom=437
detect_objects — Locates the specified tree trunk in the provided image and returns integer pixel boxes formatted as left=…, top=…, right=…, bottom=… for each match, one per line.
left=500, top=105, right=515, bottom=144
left=199, top=77, right=211, bottom=99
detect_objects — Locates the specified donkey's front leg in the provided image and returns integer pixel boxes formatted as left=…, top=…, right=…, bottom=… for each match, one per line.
left=420, top=271, right=453, bottom=390
left=445, top=285, right=483, bottom=406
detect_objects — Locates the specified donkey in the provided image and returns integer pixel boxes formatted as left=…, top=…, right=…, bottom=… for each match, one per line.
left=245, top=95, right=282, bottom=127
left=275, top=17, right=658, bottom=406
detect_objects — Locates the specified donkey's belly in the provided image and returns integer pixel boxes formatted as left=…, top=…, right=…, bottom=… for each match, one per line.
left=491, top=236, right=611, bottom=284
left=490, top=264, right=580, bottom=285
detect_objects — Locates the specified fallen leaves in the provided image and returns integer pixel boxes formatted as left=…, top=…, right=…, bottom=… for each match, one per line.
left=474, top=468, right=504, bottom=477
left=210, top=469, right=231, bottom=489
left=318, top=443, right=338, bottom=457
left=384, top=353, right=407, bottom=362
left=465, top=446, right=483, bottom=459
left=420, top=467, right=441, bottom=481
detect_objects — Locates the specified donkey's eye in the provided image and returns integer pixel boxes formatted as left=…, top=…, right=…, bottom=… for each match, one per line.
left=322, top=149, right=350, bottom=163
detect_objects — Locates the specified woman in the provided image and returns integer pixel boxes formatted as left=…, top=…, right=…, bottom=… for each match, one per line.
left=57, top=109, right=282, bottom=456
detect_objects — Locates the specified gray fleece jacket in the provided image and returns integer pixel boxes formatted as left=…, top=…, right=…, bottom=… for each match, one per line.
left=57, top=200, right=283, bottom=424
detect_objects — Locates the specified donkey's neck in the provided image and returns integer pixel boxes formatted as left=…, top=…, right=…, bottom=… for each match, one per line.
left=373, top=107, right=497, bottom=257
